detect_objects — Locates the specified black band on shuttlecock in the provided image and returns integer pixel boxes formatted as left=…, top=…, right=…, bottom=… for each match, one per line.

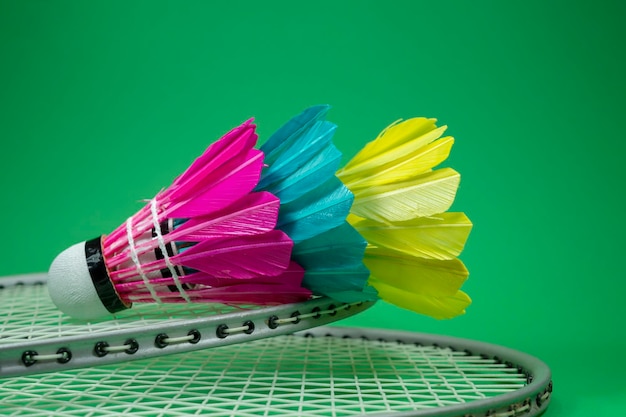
left=152, top=221, right=179, bottom=260
left=84, top=237, right=128, bottom=314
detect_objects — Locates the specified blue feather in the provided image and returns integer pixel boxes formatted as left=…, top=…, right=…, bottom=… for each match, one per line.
left=260, top=105, right=330, bottom=165
left=258, top=120, right=336, bottom=189
left=302, top=267, right=378, bottom=302
left=258, top=105, right=378, bottom=303
left=293, top=222, right=366, bottom=270
left=264, top=142, right=342, bottom=204
left=277, top=177, right=353, bottom=244
left=294, top=223, right=377, bottom=302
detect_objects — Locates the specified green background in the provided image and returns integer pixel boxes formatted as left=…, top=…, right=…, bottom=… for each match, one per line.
left=1, top=1, right=624, bottom=415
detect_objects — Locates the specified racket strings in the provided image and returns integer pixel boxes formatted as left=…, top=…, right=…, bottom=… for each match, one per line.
left=1, top=335, right=530, bottom=416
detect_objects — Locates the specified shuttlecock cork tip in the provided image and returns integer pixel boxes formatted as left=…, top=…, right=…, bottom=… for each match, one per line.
left=48, top=238, right=128, bottom=320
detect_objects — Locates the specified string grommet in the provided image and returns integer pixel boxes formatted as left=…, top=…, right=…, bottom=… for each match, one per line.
left=188, top=329, right=201, bottom=344
left=124, top=339, right=139, bottom=354
left=216, top=324, right=229, bottom=339
left=268, top=315, right=279, bottom=329
left=155, top=333, right=169, bottom=348
left=243, top=321, right=255, bottom=335
left=21, top=351, right=37, bottom=367
left=94, top=341, right=109, bottom=357
left=56, top=347, right=72, bottom=364
left=290, top=311, right=301, bottom=324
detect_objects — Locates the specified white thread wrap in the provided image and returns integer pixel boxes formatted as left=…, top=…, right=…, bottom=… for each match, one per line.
left=149, top=199, right=191, bottom=303
left=126, top=216, right=161, bottom=303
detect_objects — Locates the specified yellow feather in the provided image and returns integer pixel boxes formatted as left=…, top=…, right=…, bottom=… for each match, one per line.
left=363, top=252, right=469, bottom=296
left=338, top=118, right=446, bottom=182
left=371, top=279, right=471, bottom=319
left=341, top=136, right=455, bottom=191
left=337, top=115, right=472, bottom=320
left=352, top=212, right=472, bottom=260
left=350, top=168, right=460, bottom=222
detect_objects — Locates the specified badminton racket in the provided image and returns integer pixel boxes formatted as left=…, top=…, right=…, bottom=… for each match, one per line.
left=0, top=274, right=552, bottom=417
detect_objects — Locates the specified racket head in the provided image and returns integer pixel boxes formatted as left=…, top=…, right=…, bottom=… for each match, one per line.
left=0, top=273, right=373, bottom=377
left=1, top=326, right=552, bottom=416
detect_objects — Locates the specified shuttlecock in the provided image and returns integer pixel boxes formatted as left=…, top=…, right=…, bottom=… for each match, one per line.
left=48, top=105, right=471, bottom=321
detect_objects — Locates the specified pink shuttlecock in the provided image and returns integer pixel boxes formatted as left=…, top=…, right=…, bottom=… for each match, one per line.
left=48, top=120, right=310, bottom=320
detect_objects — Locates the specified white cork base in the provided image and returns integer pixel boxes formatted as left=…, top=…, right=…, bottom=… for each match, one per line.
left=48, top=242, right=111, bottom=320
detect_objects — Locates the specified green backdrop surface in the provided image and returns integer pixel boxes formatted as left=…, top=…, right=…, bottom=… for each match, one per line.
left=1, top=1, right=624, bottom=415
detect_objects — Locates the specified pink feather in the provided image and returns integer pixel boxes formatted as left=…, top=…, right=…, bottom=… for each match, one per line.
left=177, top=261, right=305, bottom=287
left=167, top=149, right=264, bottom=218
left=126, top=284, right=312, bottom=305
left=117, top=261, right=304, bottom=290
left=168, top=120, right=257, bottom=200
left=173, top=229, right=294, bottom=278
left=104, top=121, right=259, bottom=253
left=168, top=192, right=281, bottom=241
